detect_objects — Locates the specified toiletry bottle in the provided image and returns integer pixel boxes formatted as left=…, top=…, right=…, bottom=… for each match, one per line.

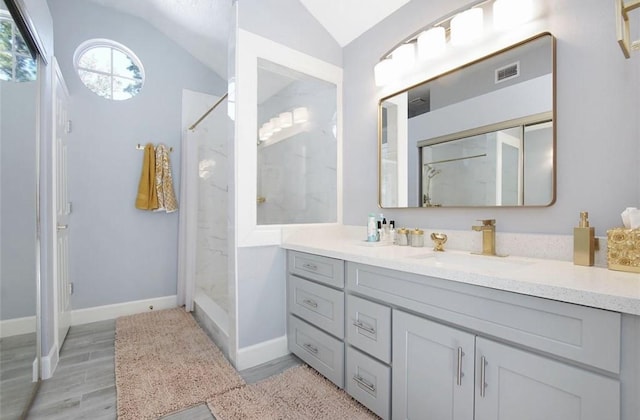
left=377, top=221, right=382, bottom=242
left=389, top=220, right=396, bottom=244
left=367, top=213, right=377, bottom=242
left=382, top=218, right=389, bottom=243
left=574, top=211, right=595, bottom=266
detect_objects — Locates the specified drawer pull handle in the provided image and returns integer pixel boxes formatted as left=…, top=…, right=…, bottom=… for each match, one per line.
left=480, top=356, right=487, bottom=397
left=302, top=299, right=318, bottom=309
left=302, top=263, right=318, bottom=271
left=353, top=374, right=376, bottom=393
left=303, top=343, right=319, bottom=354
left=353, top=320, right=376, bottom=335
left=456, top=347, right=465, bottom=386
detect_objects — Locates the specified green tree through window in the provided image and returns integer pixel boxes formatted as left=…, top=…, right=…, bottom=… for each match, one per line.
left=0, top=11, right=36, bottom=82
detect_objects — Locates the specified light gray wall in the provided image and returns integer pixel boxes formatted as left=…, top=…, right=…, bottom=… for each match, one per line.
left=343, top=0, right=640, bottom=235
left=238, top=0, right=341, bottom=68
left=235, top=0, right=341, bottom=349
left=237, top=246, right=285, bottom=348
left=0, top=80, right=38, bottom=320
left=48, top=0, right=226, bottom=309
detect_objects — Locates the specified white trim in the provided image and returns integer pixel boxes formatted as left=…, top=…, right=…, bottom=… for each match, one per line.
left=236, top=29, right=343, bottom=248
left=41, top=343, right=59, bottom=380
left=70, top=295, right=178, bottom=326
left=0, top=316, right=36, bottom=338
left=235, top=335, right=289, bottom=371
left=32, top=358, right=39, bottom=382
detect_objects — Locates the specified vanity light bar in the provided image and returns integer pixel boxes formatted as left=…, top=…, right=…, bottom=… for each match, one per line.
left=374, top=0, right=534, bottom=87
left=258, top=107, right=308, bottom=142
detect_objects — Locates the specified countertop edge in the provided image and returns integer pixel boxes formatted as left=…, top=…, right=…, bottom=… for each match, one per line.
left=281, top=242, right=640, bottom=316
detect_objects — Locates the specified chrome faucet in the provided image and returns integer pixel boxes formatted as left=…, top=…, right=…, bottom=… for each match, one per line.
left=472, top=219, right=496, bottom=256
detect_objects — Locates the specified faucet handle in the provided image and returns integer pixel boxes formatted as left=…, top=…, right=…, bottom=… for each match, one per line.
left=477, top=219, right=496, bottom=226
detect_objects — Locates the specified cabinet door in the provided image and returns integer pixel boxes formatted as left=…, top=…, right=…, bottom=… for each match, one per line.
left=392, top=310, right=475, bottom=420
left=475, top=337, right=620, bottom=420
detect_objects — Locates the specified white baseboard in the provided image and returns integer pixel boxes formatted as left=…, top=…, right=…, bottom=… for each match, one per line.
left=70, top=295, right=178, bottom=326
left=41, top=343, right=59, bottom=380
left=236, top=335, right=289, bottom=371
left=0, top=315, right=36, bottom=338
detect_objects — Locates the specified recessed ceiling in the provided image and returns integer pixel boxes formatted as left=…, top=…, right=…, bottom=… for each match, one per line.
left=298, top=0, right=410, bottom=46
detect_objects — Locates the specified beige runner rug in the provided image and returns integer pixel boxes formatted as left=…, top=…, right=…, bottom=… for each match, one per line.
left=207, top=365, right=378, bottom=420
left=115, top=308, right=244, bottom=420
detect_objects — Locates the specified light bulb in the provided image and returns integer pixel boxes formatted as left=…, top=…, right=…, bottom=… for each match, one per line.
left=293, top=107, right=309, bottom=124
left=279, top=112, right=293, bottom=128
left=417, top=27, right=446, bottom=60
left=493, top=0, right=533, bottom=31
left=270, top=117, right=281, bottom=132
left=450, top=8, right=484, bottom=46
left=392, top=42, right=416, bottom=69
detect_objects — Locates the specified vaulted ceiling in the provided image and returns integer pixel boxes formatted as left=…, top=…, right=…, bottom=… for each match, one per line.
left=87, top=0, right=409, bottom=78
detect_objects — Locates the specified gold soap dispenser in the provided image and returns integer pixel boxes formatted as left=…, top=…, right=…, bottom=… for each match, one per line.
left=573, top=211, right=595, bottom=266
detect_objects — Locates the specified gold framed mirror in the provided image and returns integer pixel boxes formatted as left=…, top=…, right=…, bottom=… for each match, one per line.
left=379, top=33, right=555, bottom=208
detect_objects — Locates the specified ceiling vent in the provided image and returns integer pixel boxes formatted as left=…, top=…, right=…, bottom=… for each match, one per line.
left=495, top=61, right=520, bottom=83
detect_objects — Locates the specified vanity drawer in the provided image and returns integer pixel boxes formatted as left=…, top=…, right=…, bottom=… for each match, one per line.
left=288, top=250, right=344, bottom=288
left=346, top=294, right=391, bottom=363
left=347, top=262, right=622, bottom=374
left=288, top=315, right=344, bottom=388
left=288, top=275, right=344, bottom=338
left=346, top=346, right=391, bottom=420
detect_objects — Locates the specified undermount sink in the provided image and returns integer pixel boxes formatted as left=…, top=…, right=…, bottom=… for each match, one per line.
left=410, top=251, right=534, bottom=271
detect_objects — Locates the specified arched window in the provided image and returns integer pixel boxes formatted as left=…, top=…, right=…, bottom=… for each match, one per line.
left=0, top=10, right=37, bottom=82
left=73, top=39, right=144, bottom=100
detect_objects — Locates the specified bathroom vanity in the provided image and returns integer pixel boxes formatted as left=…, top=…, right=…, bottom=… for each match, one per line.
left=283, top=231, right=640, bottom=420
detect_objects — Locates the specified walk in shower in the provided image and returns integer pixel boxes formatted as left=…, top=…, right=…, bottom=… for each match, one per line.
left=179, top=89, right=230, bottom=354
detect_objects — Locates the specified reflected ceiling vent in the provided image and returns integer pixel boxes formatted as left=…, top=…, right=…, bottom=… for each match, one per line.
left=495, top=61, right=520, bottom=83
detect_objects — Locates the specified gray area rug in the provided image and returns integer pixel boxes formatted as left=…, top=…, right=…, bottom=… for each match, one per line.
left=207, top=365, right=378, bottom=420
left=115, top=308, right=244, bottom=420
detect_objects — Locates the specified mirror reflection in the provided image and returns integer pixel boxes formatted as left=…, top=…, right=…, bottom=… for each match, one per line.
left=257, top=58, right=337, bottom=225
left=0, top=1, right=40, bottom=417
left=380, top=33, right=554, bottom=208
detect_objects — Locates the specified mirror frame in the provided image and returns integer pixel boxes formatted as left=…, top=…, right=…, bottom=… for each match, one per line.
left=378, top=32, right=556, bottom=209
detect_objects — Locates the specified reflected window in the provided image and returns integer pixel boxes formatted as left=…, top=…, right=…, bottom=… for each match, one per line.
left=0, top=11, right=36, bottom=82
left=73, top=39, right=144, bottom=100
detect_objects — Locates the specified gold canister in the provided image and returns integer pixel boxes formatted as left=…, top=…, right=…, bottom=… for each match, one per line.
left=410, top=229, right=424, bottom=247
left=396, top=228, right=409, bottom=246
left=607, top=228, right=640, bottom=273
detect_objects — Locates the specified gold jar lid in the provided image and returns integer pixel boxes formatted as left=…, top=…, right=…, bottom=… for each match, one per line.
left=397, top=228, right=409, bottom=234
left=411, top=228, right=424, bottom=235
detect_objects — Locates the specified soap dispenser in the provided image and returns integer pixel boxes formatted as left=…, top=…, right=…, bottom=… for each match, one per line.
left=573, top=211, right=595, bottom=266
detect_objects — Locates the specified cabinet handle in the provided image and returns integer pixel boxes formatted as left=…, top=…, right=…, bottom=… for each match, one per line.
left=353, top=374, right=376, bottom=393
left=480, top=356, right=487, bottom=397
left=456, top=347, right=465, bottom=386
left=302, top=343, right=319, bottom=354
left=302, top=299, right=318, bottom=309
left=353, top=320, right=376, bottom=335
left=302, top=262, right=318, bottom=271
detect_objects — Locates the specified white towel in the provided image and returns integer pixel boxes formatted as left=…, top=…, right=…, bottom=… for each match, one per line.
left=154, top=144, right=178, bottom=213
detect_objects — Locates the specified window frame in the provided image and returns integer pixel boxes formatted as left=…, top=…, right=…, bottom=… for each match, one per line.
left=73, top=38, right=145, bottom=100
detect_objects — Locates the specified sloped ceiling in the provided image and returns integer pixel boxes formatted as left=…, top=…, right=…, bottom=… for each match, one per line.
left=88, top=0, right=409, bottom=78
left=298, top=0, right=409, bottom=46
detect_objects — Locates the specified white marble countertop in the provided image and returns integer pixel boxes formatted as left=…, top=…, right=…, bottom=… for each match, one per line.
left=281, top=226, right=640, bottom=316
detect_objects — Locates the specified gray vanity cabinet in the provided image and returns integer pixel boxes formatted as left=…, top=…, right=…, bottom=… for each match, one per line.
left=392, top=310, right=475, bottom=420
left=393, top=309, right=620, bottom=420
left=474, top=337, right=620, bottom=420
left=287, top=251, right=345, bottom=388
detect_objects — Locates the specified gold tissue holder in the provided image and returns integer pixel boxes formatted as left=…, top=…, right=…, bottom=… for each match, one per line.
left=607, top=228, right=640, bottom=273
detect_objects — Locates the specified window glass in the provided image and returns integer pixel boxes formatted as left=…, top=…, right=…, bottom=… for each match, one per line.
left=74, top=39, right=144, bottom=100
left=0, top=12, right=36, bottom=82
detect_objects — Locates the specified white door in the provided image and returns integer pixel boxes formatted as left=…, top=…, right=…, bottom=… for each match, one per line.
left=53, top=57, right=71, bottom=348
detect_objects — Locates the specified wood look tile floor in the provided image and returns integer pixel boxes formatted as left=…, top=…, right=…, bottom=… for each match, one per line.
left=23, top=319, right=301, bottom=420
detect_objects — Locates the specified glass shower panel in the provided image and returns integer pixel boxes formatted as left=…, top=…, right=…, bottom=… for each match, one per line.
left=193, top=95, right=228, bottom=312
left=256, top=58, right=337, bottom=225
